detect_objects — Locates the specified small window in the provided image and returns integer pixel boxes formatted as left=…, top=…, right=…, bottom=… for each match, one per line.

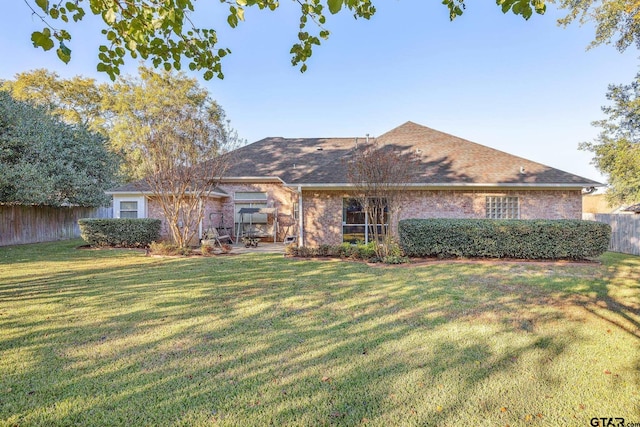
left=120, top=201, right=138, bottom=219
left=293, top=202, right=299, bottom=221
left=486, top=196, right=519, bottom=219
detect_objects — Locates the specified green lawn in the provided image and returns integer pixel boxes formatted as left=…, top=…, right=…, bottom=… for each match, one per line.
left=1, top=240, right=639, bottom=426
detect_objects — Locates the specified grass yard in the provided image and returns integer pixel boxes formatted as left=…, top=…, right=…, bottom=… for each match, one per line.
left=0, top=240, right=639, bottom=426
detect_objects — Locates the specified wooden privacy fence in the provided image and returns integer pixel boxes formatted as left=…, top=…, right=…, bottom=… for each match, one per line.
left=0, top=205, right=112, bottom=246
left=583, top=213, right=640, bottom=256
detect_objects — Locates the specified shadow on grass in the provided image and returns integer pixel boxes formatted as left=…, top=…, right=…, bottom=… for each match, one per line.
left=1, top=244, right=639, bottom=425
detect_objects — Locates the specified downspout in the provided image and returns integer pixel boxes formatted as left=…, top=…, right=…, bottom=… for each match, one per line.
left=198, top=198, right=203, bottom=240
left=298, top=185, right=304, bottom=246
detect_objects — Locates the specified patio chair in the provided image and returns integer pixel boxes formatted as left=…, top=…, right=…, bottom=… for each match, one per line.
left=205, top=227, right=232, bottom=247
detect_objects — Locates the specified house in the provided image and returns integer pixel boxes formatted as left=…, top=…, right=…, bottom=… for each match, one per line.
left=622, top=203, right=640, bottom=214
left=108, top=121, right=602, bottom=247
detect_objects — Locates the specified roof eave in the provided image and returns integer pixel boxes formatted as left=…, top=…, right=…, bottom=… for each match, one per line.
left=106, top=190, right=229, bottom=198
left=220, top=176, right=285, bottom=183
left=284, top=182, right=604, bottom=191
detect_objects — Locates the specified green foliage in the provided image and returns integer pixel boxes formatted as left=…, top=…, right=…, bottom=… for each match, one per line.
left=24, top=0, right=545, bottom=81
left=104, top=65, right=235, bottom=182
left=1, top=67, right=238, bottom=184
left=286, top=241, right=383, bottom=261
left=398, top=218, right=611, bottom=260
left=0, top=91, right=117, bottom=207
left=556, top=0, right=640, bottom=52
left=580, top=72, right=640, bottom=205
left=1, top=69, right=106, bottom=134
left=78, top=218, right=161, bottom=247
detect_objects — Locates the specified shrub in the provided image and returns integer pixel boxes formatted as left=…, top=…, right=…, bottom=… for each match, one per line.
left=286, top=241, right=382, bottom=262
left=398, top=218, right=611, bottom=260
left=78, top=218, right=161, bottom=248
left=150, top=241, right=180, bottom=256
left=201, top=243, right=215, bottom=256
left=149, top=241, right=191, bottom=256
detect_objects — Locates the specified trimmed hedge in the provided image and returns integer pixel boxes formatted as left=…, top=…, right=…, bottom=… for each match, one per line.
left=78, top=218, right=161, bottom=248
left=398, top=218, right=611, bottom=260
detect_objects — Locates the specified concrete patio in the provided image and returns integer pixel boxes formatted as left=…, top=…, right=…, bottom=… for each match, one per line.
left=229, top=242, right=287, bottom=254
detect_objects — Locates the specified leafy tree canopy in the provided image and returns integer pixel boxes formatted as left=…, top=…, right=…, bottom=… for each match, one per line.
left=24, top=0, right=546, bottom=81
left=555, top=0, right=640, bottom=52
left=1, top=69, right=105, bottom=133
left=1, top=66, right=238, bottom=182
left=580, top=73, right=640, bottom=205
left=103, top=65, right=237, bottom=181
left=0, top=91, right=118, bottom=207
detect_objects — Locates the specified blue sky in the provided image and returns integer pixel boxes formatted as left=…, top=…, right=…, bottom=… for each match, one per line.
left=1, top=1, right=638, bottom=182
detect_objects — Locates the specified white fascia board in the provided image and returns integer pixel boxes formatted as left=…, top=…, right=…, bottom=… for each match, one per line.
left=106, top=190, right=228, bottom=198
left=284, top=182, right=602, bottom=191
left=219, top=176, right=285, bottom=183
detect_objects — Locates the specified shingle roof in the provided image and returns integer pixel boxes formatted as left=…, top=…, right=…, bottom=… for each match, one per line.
left=110, top=121, right=601, bottom=192
left=223, top=121, right=601, bottom=187
left=623, top=203, right=640, bottom=213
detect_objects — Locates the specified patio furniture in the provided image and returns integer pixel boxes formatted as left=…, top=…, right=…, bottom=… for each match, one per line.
left=203, top=227, right=232, bottom=247
left=241, top=236, right=260, bottom=247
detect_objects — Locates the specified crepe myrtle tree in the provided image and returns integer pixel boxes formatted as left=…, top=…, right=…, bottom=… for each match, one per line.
left=135, top=91, right=238, bottom=249
left=346, top=139, right=418, bottom=259
left=23, top=0, right=547, bottom=81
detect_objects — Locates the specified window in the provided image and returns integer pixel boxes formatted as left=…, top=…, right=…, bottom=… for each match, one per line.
left=234, top=192, right=268, bottom=224
left=293, top=202, right=299, bottom=221
left=234, top=192, right=267, bottom=201
left=486, top=196, right=519, bottom=219
left=119, top=201, right=138, bottom=219
left=342, top=198, right=388, bottom=243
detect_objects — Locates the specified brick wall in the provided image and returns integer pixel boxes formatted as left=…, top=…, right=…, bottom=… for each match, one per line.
left=146, top=182, right=298, bottom=243
left=302, top=191, right=344, bottom=246
left=218, top=182, right=298, bottom=241
left=301, top=189, right=583, bottom=246
left=400, top=190, right=582, bottom=221
left=146, top=186, right=583, bottom=246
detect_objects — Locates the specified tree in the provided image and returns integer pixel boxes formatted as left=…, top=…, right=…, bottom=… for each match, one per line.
left=23, top=0, right=545, bottom=81
left=1, top=69, right=106, bottom=133
left=580, top=72, right=640, bottom=205
left=346, top=140, right=418, bottom=259
left=555, top=0, right=640, bottom=53
left=0, top=91, right=117, bottom=206
left=2, top=67, right=236, bottom=183
left=102, top=66, right=239, bottom=248
left=137, top=99, right=236, bottom=249
left=103, top=65, right=236, bottom=182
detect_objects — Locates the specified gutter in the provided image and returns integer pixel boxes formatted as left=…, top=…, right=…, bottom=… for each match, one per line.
left=283, top=182, right=604, bottom=191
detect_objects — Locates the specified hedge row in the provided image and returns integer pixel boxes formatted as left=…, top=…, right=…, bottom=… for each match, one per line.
left=78, top=218, right=161, bottom=248
left=398, top=219, right=611, bottom=260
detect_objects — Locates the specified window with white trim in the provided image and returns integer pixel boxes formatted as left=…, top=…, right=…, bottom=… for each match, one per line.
left=485, top=196, right=519, bottom=219
left=119, top=201, right=138, bottom=219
